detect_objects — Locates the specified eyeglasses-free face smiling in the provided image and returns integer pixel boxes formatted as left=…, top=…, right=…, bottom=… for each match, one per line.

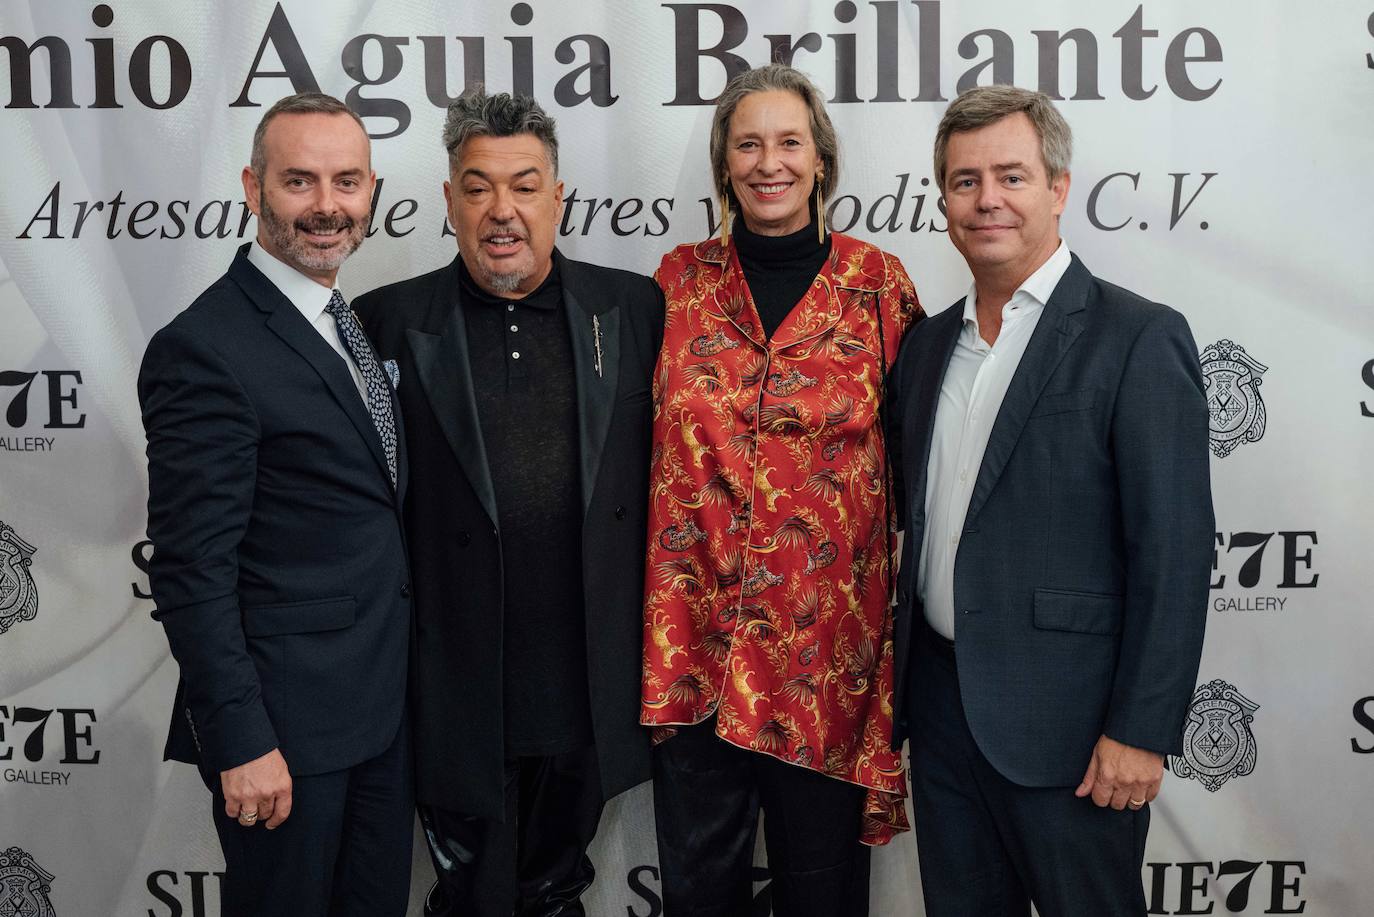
left=244, top=111, right=375, bottom=286
left=725, top=90, right=823, bottom=237
left=942, top=111, right=1069, bottom=291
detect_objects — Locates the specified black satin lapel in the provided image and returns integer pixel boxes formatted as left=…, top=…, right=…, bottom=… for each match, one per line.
left=407, top=310, right=500, bottom=527
left=965, top=281, right=1088, bottom=526
left=564, top=287, right=620, bottom=515
left=263, top=306, right=391, bottom=482
left=903, top=305, right=964, bottom=546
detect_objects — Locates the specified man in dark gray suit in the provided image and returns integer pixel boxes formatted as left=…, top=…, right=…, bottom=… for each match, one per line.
left=889, top=85, right=1213, bottom=916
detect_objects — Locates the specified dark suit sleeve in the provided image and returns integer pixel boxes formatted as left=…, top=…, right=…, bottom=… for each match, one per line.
left=885, top=332, right=914, bottom=534
left=1103, top=308, right=1213, bottom=755
left=648, top=277, right=667, bottom=359
left=354, top=291, right=386, bottom=353
left=139, top=323, right=279, bottom=773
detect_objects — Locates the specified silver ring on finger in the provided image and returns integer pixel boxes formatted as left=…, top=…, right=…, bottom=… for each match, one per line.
left=238, top=810, right=259, bottom=825
left=1127, top=798, right=1145, bottom=810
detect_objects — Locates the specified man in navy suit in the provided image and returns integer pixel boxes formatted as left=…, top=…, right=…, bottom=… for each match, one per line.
left=139, top=93, right=412, bottom=916
left=889, top=85, right=1213, bottom=916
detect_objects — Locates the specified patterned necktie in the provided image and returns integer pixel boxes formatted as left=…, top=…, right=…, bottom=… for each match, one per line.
left=325, top=289, right=397, bottom=487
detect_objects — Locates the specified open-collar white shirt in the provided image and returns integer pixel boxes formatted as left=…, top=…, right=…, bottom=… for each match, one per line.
left=246, top=241, right=367, bottom=403
left=918, top=240, right=1072, bottom=639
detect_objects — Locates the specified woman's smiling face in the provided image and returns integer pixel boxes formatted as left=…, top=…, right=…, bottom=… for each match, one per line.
left=725, top=89, right=822, bottom=237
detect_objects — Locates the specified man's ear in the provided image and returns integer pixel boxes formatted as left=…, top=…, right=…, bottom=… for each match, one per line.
left=1050, top=170, right=1071, bottom=218
left=443, top=179, right=457, bottom=230
left=242, top=166, right=261, bottom=218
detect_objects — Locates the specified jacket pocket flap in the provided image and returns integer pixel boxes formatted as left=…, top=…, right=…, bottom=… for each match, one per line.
left=1030, top=388, right=1095, bottom=416
left=1033, top=588, right=1122, bottom=635
left=242, top=597, right=356, bottom=637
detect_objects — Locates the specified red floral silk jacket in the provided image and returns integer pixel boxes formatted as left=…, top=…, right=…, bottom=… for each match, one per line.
left=641, top=232, right=923, bottom=844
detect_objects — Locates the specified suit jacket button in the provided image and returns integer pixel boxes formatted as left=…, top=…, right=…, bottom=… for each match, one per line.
left=615, top=505, right=627, bottom=520
left=458, top=531, right=472, bottom=547
left=400, top=583, right=411, bottom=598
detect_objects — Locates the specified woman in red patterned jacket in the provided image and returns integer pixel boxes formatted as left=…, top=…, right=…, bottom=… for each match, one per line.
left=641, top=63, right=924, bottom=916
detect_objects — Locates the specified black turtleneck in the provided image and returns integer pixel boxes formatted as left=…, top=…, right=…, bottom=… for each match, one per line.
left=734, top=218, right=832, bottom=339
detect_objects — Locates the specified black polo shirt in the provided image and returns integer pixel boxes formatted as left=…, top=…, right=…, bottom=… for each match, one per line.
left=459, top=257, right=594, bottom=756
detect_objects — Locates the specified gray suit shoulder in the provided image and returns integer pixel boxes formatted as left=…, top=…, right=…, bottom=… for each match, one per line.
left=1090, top=274, right=1188, bottom=328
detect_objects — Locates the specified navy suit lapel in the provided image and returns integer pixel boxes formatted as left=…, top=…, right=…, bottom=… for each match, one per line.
left=965, top=255, right=1091, bottom=526
left=231, top=249, right=395, bottom=489
left=561, top=255, right=621, bottom=516
left=904, top=303, right=964, bottom=549
left=891, top=303, right=962, bottom=737
left=407, top=277, right=500, bottom=528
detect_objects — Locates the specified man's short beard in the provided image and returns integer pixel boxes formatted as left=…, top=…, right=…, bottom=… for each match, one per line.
left=477, top=264, right=528, bottom=295
left=259, top=193, right=367, bottom=274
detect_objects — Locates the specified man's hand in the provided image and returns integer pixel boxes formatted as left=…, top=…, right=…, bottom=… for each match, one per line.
left=221, top=748, right=293, bottom=829
left=1074, top=735, right=1163, bottom=810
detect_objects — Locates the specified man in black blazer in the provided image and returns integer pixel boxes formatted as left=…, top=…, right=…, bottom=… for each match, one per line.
left=889, top=86, right=1213, bottom=916
left=139, top=94, right=412, bottom=916
left=356, top=90, right=659, bottom=917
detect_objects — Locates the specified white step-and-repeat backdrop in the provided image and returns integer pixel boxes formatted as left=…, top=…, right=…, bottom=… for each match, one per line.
left=2, top=1, right=1372, bottom=914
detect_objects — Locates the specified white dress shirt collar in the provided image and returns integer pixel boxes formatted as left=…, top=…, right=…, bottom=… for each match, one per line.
left=246, top=241, right=341, bottom=322
left=962, top=239, right=1072, bottom=332
left=245, top=242, right=368, bottom=403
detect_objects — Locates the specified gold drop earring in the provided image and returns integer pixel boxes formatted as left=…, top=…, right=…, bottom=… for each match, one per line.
left=718, top=180, right=731, bottom=248
left=816, top=172, right=826, bottom=244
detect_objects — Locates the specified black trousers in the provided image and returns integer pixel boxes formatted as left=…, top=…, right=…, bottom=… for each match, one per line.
left=652, top=719, right=872, bottom=917
left=907, top=624, right=1150, bottom=917
left=421, top=744, right=604, bottom=917
left=210, top=715, right=414, bottom=917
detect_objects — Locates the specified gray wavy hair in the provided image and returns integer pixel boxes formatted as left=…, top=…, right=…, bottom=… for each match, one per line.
left=442, top=89, right=559, bottom=175
left=934, top=85, right=1073, bottom=187
left=708, top=63, right=839, bottom=202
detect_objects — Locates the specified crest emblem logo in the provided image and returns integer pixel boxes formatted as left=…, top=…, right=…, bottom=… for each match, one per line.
left=0, top=521, right=39, bottom=637
left=0, top=847, right=57, bottom=917
left=1200, top=340, right=1267, bottom=458
left=1170, top=679, right=1259, bottom=792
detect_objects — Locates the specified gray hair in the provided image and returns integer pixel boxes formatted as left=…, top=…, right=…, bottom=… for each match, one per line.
left=709, top=63, right=839, bottom=202
left=250, top=92, right=367, bottom=180
left=934, top=85, right=1072, bottom=187
left=442, top=89, right=559, bottom=175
